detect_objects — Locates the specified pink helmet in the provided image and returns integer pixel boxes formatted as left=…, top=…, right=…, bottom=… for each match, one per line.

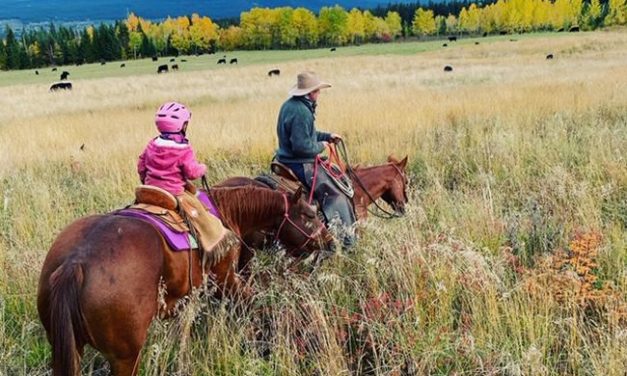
left=155, top=101, right=191, bottom=133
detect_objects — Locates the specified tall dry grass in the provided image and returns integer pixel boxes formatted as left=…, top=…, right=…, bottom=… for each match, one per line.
left=1, top=30, right=626, bottom=375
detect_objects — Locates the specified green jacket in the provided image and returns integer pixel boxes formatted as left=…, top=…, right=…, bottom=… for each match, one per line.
left=275, top=96, right=331, bottom=164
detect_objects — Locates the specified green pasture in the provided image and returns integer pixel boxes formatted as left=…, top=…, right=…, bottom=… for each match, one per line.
left=0, top=32, right=562, bottom=87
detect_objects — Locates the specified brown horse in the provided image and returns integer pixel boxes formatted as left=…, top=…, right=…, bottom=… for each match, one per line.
left=218, top=155, right=410, bottom=221
left=216, top=155, right=409, bottom=267
left=37, top=185, right=332, bottom=376
left=349, top=155, right=409, bottom=219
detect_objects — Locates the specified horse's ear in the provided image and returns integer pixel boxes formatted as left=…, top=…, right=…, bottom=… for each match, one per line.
left=387, top=155, right=398, bottom=164
left=398, top=156, right=408, bottom=169
left=291, top=187, right=303, bottom=203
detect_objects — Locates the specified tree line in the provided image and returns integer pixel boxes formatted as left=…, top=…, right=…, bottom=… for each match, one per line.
left=1, top=0, right=626, bottom=70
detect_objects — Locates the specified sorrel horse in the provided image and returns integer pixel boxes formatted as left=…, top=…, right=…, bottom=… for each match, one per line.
left=349, top=155, right=409, bottom=219
left=216, top=155, right=409, bottom=265
left=37, top=185, right=332, bottom=376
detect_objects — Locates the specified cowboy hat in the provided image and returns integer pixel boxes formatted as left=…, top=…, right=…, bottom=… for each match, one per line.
left=288, top=71, right=332, bottom=97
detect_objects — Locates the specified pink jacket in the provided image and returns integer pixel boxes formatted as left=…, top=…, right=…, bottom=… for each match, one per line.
left=137, top=136, right=207, bottom=195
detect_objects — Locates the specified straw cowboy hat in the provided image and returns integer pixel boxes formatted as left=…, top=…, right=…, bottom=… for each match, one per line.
left=288, top=71, right=332, bottom=97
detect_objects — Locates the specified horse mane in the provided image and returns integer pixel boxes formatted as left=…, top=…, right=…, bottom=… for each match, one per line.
left=207, top=186, right=284, bottom=225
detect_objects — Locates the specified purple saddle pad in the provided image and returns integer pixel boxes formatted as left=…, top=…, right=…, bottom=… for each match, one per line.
left=115, top=191, right=220, bottom=251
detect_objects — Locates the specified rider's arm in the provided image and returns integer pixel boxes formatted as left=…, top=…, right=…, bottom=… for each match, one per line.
left=180, top=145, right=207, bottom=181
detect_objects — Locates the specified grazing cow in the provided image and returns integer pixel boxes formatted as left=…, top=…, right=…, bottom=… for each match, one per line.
left=170, top=58, right=175, bottom=62
left=330, top=47, right=336, bottom=52
left=181, top=59, right=187, bottom=62
left=569, top=26, right=580, bottom=32
left=499, top=30, right=508, bottom=35
left=546, top=54, right=554, bottom=60
left=100, top=60, right=106, bottom=65
left=268, top=69, right=281, bottom=77
left=557, top=28, right=564, bottom=32
left=152, top=56, right=158, bottom=62
left=217, top=58, right=226, bottom=64
left=52, top=67, right=58, bottom=72
left=230, top=58, right=238, bottom=64
left=120, top=63, right=125, bottom=68
left=482, top=32, right=488, bottom=37
left=448, top=36, right=457, bottom=42
left=35, top=70, right=39, bottom=75
left=49, top=82, right=72, bottom=92
left=442, top=43, right=448, bottom=47
left=80, top=144, right=85, bottom=151
left=157, top=64, right=168, bottom=74
left=60, top=71, right=70, bottom=80
left=171, top=64, right=179, bottom=71
left=475, top=42, right=480, bottom=45
left=443, top=65, right=453, bottom=72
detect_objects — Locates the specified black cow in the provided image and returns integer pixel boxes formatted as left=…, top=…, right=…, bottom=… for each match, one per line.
left=170, top=58, right=175, bottom=62
left=35, top=70, right=39, bottom=75
left=443, top=65, right=453, bottom=72
left=120, top=63, right=126, bottom=68
left=60, top=71, right=70, bottom=80
left=152, top=56, right=158, bottom=62
left=268, top=69, right=280, bottom=77
left=569, top=26, right=580, bottom=32
left=482, top=32, right=488, bottom=37
left=157, top=64, right=168, bottom=74
left=230, top=58, right=238, bottom=64
left=181, top=59, right=187, bottom=62
left=50, top=82, right=72, bottom=91
left=448, top=36, right=457, bottom=42
left=546, top=54, right=554, bottom=60
left=52, top=67, right=58, bottom=72
left=100, top=60, right=106, bottom=65
left=442, top=43, right=448, bottom=47
left=171, top=64, right=179, bottom=71
left=499, top=30, right=508, bottom=35
left=217, top=58, right=227, bottom=64
left=475, top=42, right=480, bottom=45
left=330, top=47, right=336, bottom=52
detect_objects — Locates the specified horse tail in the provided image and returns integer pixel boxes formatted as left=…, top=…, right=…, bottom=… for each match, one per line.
left=48, top=260, right=89, bottom=376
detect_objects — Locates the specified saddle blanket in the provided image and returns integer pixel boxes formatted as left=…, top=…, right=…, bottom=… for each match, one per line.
left=115, top=191, right=220, bottom=251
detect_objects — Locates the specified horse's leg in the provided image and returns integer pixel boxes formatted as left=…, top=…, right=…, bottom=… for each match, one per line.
left=211, top=244, right=251, bottom=299
left=109, top=353, right=142, bottom=376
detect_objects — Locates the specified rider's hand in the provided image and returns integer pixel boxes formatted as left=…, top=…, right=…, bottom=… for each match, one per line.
left=330, top=134, right=342, bottom=144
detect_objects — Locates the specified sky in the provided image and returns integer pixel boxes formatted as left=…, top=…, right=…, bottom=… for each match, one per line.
left=0, top=0, right=414, bottom=25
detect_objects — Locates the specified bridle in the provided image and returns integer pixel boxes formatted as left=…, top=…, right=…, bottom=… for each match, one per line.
left=274, top=192, right=326, bottom=253
left=336, top=140, right=408, bottom=220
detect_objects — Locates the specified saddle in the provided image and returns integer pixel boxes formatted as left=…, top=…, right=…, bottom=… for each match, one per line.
left=128, top=185, right=189, bottom=233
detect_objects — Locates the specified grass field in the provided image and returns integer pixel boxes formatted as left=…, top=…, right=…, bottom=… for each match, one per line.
left=1, top=29, right=626, bottom=375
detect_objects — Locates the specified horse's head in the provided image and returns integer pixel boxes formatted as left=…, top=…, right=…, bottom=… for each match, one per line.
left=275, top=187, right=335, bottom=258
left=381, top=155, right=409, bottom=215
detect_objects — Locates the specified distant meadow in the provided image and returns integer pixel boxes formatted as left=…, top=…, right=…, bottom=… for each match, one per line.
left=1, top=29, right=627, bottom=375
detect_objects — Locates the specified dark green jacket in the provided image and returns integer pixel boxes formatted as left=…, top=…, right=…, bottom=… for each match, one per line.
left=275, top=96, right=331, bottom=163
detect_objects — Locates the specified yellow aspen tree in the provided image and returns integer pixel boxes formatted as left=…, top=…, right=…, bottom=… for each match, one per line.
left=292, top=7, right=319, bottom=48
left=446, top=13, right=458, bottom=34
left=219, top=25, right=243, bottom=51
left=385, top=11, right=403, bottom=39
left=126, top=12, right=140, bottom=32
left=412, top=8, right=437, bottom=36
left=605, top=0, right=627, bottom=25
left=584, top=0, right=602, bottom=29
left=189, top=14, right=219, bottom=52
left=347, top=8, right=366, bottom=43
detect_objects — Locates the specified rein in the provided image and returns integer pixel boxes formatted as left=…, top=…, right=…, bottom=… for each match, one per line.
left=274, top=192, right=325, bottom=253
left=337, top=140, right=405, bottom=220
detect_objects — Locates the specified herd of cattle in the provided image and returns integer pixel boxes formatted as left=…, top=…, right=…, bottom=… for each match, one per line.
left=43, top=36, right=560, bottom=92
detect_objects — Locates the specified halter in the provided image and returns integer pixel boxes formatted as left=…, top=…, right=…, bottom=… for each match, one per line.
left=274, top=192, right=326, bottom=252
